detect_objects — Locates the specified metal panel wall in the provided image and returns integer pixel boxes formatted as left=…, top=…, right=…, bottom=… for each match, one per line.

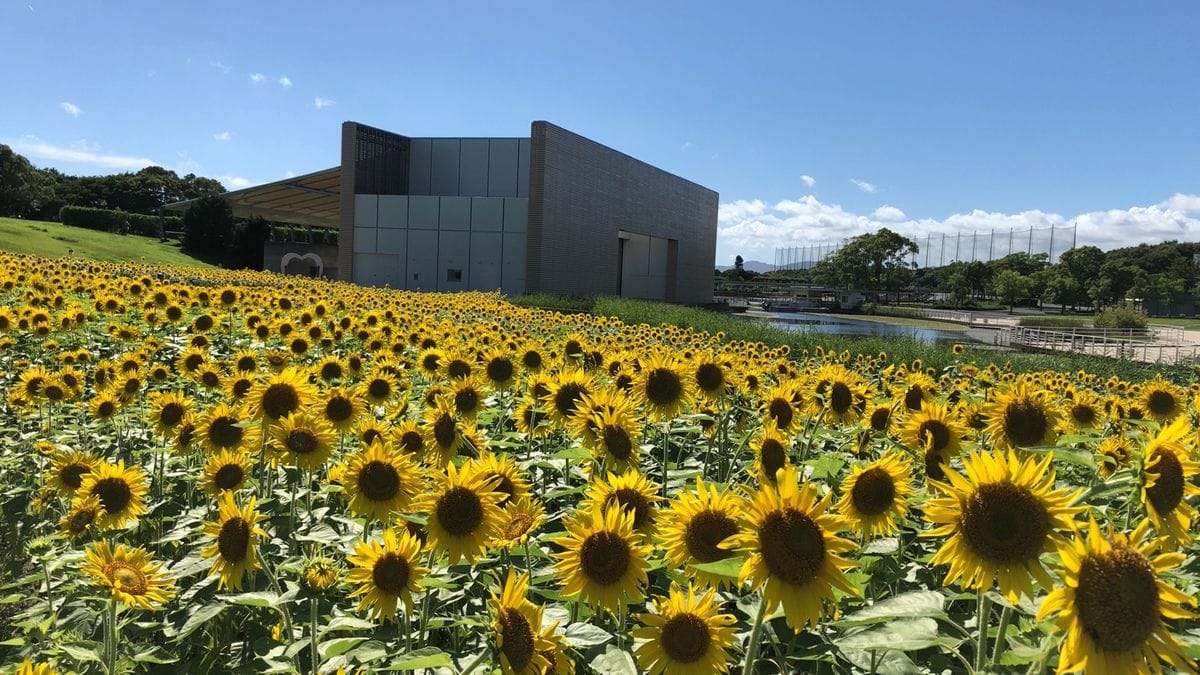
left=353, top=253, right=403, bottom=287
left=487, top=139, right=518, bottom=197
left=353, top=227, right=377, bottom=254
left=439, top=197, right=471, bottom=231
left=437, top=231, right=470, bottom=292
left=470, top=232, right=503, bottom=291
left=378, top=196, right=408, bottom=228
left=459, top=139, right=490, bottom=196
left=471, top=198, right=503, bottom=232
left=430, top=140, right=460, bottom=195
left=408, top=139, right=432, bottom=195
left=354, top=195, right=378, bottom=228
left=517, top=139, right=531, bottom=198
left=503, top=198, right=528, bottom=233
left=406, top=230, right=438, bottom=291
left=408, top=196, right=439, bottom=230
left=502, top=232, right=526, bottom=295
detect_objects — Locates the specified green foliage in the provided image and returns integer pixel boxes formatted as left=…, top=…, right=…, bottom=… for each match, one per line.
left=182, top=195, right=235, bottom=258
left=1094, top=304, right=1148, bottom=329
left=992, top=269, right=1032, bottom=312
left=229, top=217, right=272, bottom=269
left=508, top=294, right=596, bottom=311
left=1017, top=315, right=1092, bottom=328
left=812, top=228, right=918, bottom=294
left=59, top=206, right=183, bottom=237
left=0, top=216, right=211, bottom=266
left=0, top=145, right=56, bottom=218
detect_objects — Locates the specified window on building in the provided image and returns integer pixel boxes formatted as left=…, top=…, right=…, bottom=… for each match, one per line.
left=446, top=269, right=462, bottom=282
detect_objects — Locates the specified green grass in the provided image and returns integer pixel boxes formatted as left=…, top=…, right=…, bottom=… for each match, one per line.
left=1147, top=317, right=1200, bottom=330
left=826, top=312, right=969, bottom=332
left=1018, top=315, right=1094, bottom=328
left=0, top=217, right=212, bottom=267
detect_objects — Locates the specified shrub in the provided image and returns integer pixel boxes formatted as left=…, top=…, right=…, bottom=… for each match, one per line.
left=1018, top=316, right=1092, bottom=328
left=182, top=195, right=235, bottom=258
left=1094, top=304, right=1148, bottom=329
left=58, top=206, right=181, bottom=237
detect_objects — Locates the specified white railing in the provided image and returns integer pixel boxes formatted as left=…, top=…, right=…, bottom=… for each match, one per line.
left=998, top=326, right=1200, bottom=364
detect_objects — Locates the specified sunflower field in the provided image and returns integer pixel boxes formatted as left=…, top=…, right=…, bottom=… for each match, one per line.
left=1, top=251, right=1199, bottom=675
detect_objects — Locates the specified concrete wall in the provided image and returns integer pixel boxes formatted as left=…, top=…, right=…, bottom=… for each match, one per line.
left=527, top=121, right=718, bottom=303
left=265, top=242, right=340, bottom=279
left=406, top=138, right=530, bottom=198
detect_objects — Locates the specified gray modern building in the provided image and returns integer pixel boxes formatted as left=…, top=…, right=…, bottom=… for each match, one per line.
left=175, top=121, right=718, bottom=303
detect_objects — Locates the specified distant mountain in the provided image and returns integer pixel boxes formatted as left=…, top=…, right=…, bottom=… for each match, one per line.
left=715, top=259, right=776, bottom=274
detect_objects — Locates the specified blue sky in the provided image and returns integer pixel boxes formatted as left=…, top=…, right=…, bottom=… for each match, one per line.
left=3, top=1, right=1198, bottom=264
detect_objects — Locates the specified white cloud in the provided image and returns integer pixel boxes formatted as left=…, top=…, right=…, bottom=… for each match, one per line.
left=218, top=175, right=253, bottom=189
left=213, top=131, right=232, bottom=142
left=69, top=139, right=99, bottom=152
left=279, top=75, right=292, bottom=87
left=850, top=178, right=878, bottom=193
left=800, top=175, right=815, bottom=188
left=717, top=193, right=1200, bottom=264
left=872, top=205, right=906, bottom=221
left=313, top=96, right=335, bottom=109
left=284, top=170, right=296, bottom=178
left=209, top=60, right=231, bottom=74
left=8, top=135, right=154, bottom=170
left=249, top=73, right=267, bottom=84
left=59, top=101, right=82, bottom=117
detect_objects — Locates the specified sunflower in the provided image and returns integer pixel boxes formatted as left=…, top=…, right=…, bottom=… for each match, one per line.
left=660, top=478, right=744, bottom=588
left=492, top=496, right=546, bottom=549
left=60, top=494, right=102, bottom=539
left=482, top=348, right=517, bottom=391
left=897, top=371, right=936, bottom=411
left=202, top=449, right=254, bottom=496
left=632, top=583, right=738, bottom=675
left=751, top=427, right=791, bottom=485
left=1061, top=388, right=1104, bottom=433
left=175, top=345, right=209, bottom=376
left=925, top=449, right=1084, bottom=602
left=341, top=440, right=422, bottom=519
left=552, top=504, right=651, bottom=614
left=984, top=383, right=1061, bottom=450
left=467, top=451, right=531, bottom=508
left=392, top=419, right=427, bottom=461
left=200, top=403, right=257, bottom=453
left=270, top=412, right=337, bottom=470
left=74, top=460, right=149, bottom=530
left=247, top=367, right=315, bottom=421
left=724, top=464, right=857, bottom=633
left=361, top=369, right=402, bottom=407
left=81, top=540, right=175, bottom=610
left=1095, top=435, right=1131, bottom=478
left=689, top=351, right=730, bottom=402
left=315, top=355, right=346, bottom=383
left=449, top=375, right=488, bottom=419
left=836, top=451, right=914, bottom=539
left=423, top=396, right=466, bottom=465
left=200, top=493, right=266, bottom=591
left=302, top=558, right=341, bottom=592
left=347, top=527, right=428, bottom=621
left=46, top=449, right=99, bottom=495
left=146, top=390, right=194, bottom=438
left=631, top=352, right=694, bottom=423
left=514, top=398, right=552, bottom=440
left=759, top=380, right=802, bottom=435
left=812, top=364, right=869, bottom=426
left=536, top=623, right=575, bottom=675
left=490, top=571, right=552, bottom=674
left=1037, top=518, right=1196, bottom=674
left=320, top=386, right=366, bottom=432
left=542, top=369, right=594, bottom=426
left=900, top=401, right=966, bottom=481
left=582, top=469, right=660, bottom=533
left=88, top=390, right=123, bottom=423
left=1139, top=415, right=1200, bottom=545
left=16, top=658, right=57, bottom=675
left=1139, top=376, right=1186, bottom=424
left=416, top=462, right=506, bottom=564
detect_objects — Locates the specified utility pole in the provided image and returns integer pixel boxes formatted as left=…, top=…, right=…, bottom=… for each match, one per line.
left=988, top=229, right=994, bottom=261
left=970, top=231, right=977, bottom=262
left=1048, top=224, right=1055, bottom=263
left=955, top=232, right=961, bottom=262
left=1027, top=226, right=1034, bottom=255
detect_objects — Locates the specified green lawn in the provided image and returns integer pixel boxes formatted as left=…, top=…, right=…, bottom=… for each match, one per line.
left=0, top=217, right=212, bottom=267
left=1147, top=317, right=1200, bottom=330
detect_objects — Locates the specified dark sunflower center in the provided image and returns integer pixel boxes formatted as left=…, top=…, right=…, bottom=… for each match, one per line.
left=870, top=407, right=891, bottom=431
left=829, top=382, right=854, bottom=414
left=759, top=438, right=787, bottom=481
left=1146, top=390, right=1177, bottom=417
left=684, top=509, right=739, bottom=563
left=487, top=358, right=514, bottom=384
left=209, top=416, right=244, bottom=448
left=261, top=383, right=301, bottom=419
left=904, top=385, right=925, bottom=411
left=917, top=420, right=951, bottom=452
left=422, top=354, right=440, bottom=372
left=1074, top=544, right=1160, bottom=653
left=358, top=460, right=401, bottom=502
left=758, top=508, right=826, bottom=585
left=602, top=425, right=633, bottom=461
left=924, top=446, right=946, bottom=481
left=1070, top=404, right=1096, bottom=426
left=1003, top=399, right=1048, bottom=447
left=399, top=431, right=424, bottom=455
left=851, top=467, right=897, bottom=516
left=522, top=351, right=542, bottom=370
left=1145, top=449, right=1184, bottom=516
left=159, top=402, right=184, bottom=427
left=97, top=400, right=116, bottom=417
left=695, top=363, right=724, bottom=393
left=361, top=428, right=383, bottom=446
left=60, top=463, right=90, bottom=490
left=321, top=362, right=343, bottom=381
left=447, top=360, right=472, bottom=380
left=490, top=474, right=516, bottom=507
left=237, top=356, right=256, bottom=371
left=232, top=379, right=252, bottom=398
left=218, top=516, right=251, bottom=563
left=554, top=383, right=587, bottom=419
left=325, top=396, right=353, bottom=423
left=184, top=354, right=204, bottom=371
left=454, top=388, right=479, bottom=415
left=368, top=378, right=391, bottom=400
left=372, top=552, right=410, bottom=595
left=645, top=368, right=683, bottom=406
left=436, top=486, right=484, bottom=536
left=606, top=488, right=650, bottom=530
left=201, top=371, right=220, bottom=388
left=106, top=562, right=148, bottom=595
left=214, top=463, right=244, bottom=490
left=767, top=398, right=793, bottom=430
left=959, top=481, right=1050, bottom=564
left=92, top=476, right=133, bottom=514
left=579, top=530, right=632, bottom=586
left=286, top=429, right=319, bottom=455
left=660, top=613, right=711, bottom=664
left=499, top=608, right=536, bottom=669
left=433, top=414, right=457, bottom=449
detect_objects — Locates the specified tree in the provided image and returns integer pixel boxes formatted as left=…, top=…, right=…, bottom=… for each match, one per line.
left=993, top=269, right=1031, bottom=313
left=734, top=255, right=744, bottom=272
left=819, top=228, right=918, bottom=300
left=182, top=195, right=235, bottom=258
left=229, top=217, right=272, bottom=269
left=0, top=144, right=56, bottom=218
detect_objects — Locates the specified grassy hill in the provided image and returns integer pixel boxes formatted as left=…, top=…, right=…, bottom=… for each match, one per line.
left=0, top=217, right=212, bottom=267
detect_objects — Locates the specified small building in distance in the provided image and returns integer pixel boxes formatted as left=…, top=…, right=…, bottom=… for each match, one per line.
left=171, top=121, right=718, bottom=304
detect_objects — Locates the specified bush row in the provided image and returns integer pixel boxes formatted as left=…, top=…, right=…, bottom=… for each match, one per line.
left=58, top=206, right=182, bottom=237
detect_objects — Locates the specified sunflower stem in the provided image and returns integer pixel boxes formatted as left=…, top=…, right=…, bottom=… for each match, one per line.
left=42, top=557, right=54, bottom=617
left=104, top=596, right=119, bottom=675
left=974, top=590, right=992, bottom=673
left=989, top=604, right=1013, bottom=668
left=742, top=596, right=768, bottom=675
left=309, top=595, right=320, bottom=675
left=458, top=648, right=490, bottom=675
left=660, top=423, right=671, bottom=497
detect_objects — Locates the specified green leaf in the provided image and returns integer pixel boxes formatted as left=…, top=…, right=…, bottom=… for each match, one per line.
left=551, top=446, right=591, bottom=461
left=835, top=617, right=946, bottom=651
left=225, top=591, right=278, bottom=607
left=862, top=537, right=899, bottom=555
left=591, top=644, right=638, bottom=675
left=689, top=556, right=744, bottom=579
left=320, top=636, right=365, bottom=660
left=173, top=602, right=225, bottom=641
left=841, top=648, right=922, bottom=675
left=805, top=454, right=846, bottom=481
left=347, top=640, right=389, bottom=663
left=837, top=590, right=946, bottom=626
left=59, top=641, right=103, bottom=663
left=563, top=622, right=614, bottom=647
left=321, top=615, right=377, bottom=633
left=132, top=646, right=177, bottom=664
left=376, top=647, right=453, bottom=670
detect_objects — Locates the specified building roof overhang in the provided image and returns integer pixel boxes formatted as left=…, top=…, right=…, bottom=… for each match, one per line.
left=165, top=167, right=340, bottom=228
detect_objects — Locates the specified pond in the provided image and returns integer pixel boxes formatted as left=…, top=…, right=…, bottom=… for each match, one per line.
left=755, top=311, right=966, bottom=344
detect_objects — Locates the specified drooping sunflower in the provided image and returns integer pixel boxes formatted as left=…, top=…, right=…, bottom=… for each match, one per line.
left=552, top=504, right=652, bottom=615
left=145, top=390, right=194, bottom=438
left=659, top=478, right=744, bottom=588
left=582, top=469, right=660, bottom=534
left=74, top=460, right=149, bottom=530
left=925, top=449, right=1084, bottom=602
left=1037, top=518, right=1196, bottom=675
left=466, top=451, right=531, bottom=508
left=246, top=367, right=316, bottom=422
left=270, top=412, right=337, bottom=470
left=340, top=440, right=422, bottom=520
left=492, top=496, right=546, bottom=550
left=1139, top=376, right=1186, bottom=424
left=1139, top=415, right=1200, bottom=545
left=416, top=462, right=506, bottom=565
left=489, top=571, right=552, bottom=674
left=632, top=583, right=738, bottom=675
left=200, top=492, right=267, bottom=591
left=724, top=464, right=858, bottom=633
left=81, top=540, right=175, bottom=610
left=347, top=527, right=429, bottom=622
left=632, top=352, right=695, bottom=423
left=836, top=451, right=914, bottom=539
left=60, top=494, right=102, bottom=540
left=46, top=449, right=99, bottom=495
left=202, top=449, right=254, bottom=496
left=983, top=383, right=1061, bottom=450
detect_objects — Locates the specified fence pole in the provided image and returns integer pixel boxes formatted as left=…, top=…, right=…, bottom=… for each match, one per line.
left=988, top=229, right=994, bottom=261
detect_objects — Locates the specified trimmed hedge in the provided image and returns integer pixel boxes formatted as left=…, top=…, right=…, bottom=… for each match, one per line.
left=59, top=206, right=181, bottom=237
